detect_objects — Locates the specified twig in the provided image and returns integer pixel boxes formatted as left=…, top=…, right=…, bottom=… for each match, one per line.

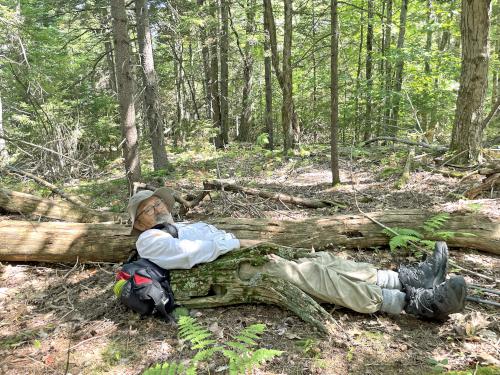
left=468, top=284, right=500, bottom=296
left=466, top=296, right=500, bottom=308
left=4, top=165, right=88, bottom=208
left=67, top=330, right=114, bottom=351
left=64, top=337, right=71, bottom=375
left=63, top=257, right=79, bottom=279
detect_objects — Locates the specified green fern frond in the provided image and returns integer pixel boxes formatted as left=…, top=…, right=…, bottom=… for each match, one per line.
left=248, top=349, right=283, bottom=367
left=226, top=341, right=249, bottom=352
left=233, top=335, right=258, bottom=346
left=432, top=231, right=456, bottom=240
left=174, top=363, right=186, bottom=375
left=221, top=349, right=240, bottom=362
left=420, top=240, right=436, bottom=250
left=192, top=346, right=223, bottom=363
left=178, top=316, right=214, bottom=351
left=191, top=339, right=217, bottom=350
left=239, top=323, right=266, bottom=336
left=383, top=228, right=423, bottom=238
left=422, top=213, right=450, bottom=233
left=142, top=362, right=170, bottom=375
left=389, top=235, right=421, bottom=251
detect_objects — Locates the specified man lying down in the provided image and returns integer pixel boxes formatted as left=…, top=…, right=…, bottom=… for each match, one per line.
left=125, top=187, right=466, bottom=321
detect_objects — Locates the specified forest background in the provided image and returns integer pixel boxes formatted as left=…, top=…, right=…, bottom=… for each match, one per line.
left=0, top=0, right=498, bottom=189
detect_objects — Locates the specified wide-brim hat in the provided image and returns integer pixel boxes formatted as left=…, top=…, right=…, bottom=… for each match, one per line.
left=127, top=187, right=176, bottom=231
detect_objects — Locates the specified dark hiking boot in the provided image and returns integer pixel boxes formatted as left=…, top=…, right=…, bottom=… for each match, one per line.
left=399, top=241, right=448, bottom=289
left=405, top=276, right=467, bottom=320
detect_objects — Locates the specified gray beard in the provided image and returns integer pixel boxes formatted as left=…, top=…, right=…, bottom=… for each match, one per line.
left=155, top=212, right=174, bottom=225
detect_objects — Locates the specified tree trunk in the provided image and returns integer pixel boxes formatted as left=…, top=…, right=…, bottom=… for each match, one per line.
left=208, top=1, right=223, bottom=148
left=263, top=0, right=299, bottom=150
left=198, top=0, right=212, bottom=119
left=173, top=42, right=185, bottom=146
left=2, top=204, right=498, bottom=263
left=263, top=0, right=274, bottom=150
left=421, top=0, right=433, bottom=138
left=330, top=0, right=340, bottom=185
left=111, top=0, right=141, bottom=190
left=0, top=94, right=7, bottom=164
left=375, top=0, right=386, bottom=136
left=135, top=0, right=170, bottom=171
left=220, top=0, right=229, bottom=145
left=450, top=0, right=492, bottom=164
left=282, top=0, right=294, bottom=155
left=354, top=15, right=364, bottom=142
left=238, top=0, right=256, bottom=142
left=382, top=0, right=393, bottom=136
left=491, top=3, right=499, bottom=107
left=363, top=0, right=374, bottom=141
left=391, top=0, right=408, bottom=131
left=104, top=39, right=117, bottom=93
left=311, top=0, right=319, bottom=142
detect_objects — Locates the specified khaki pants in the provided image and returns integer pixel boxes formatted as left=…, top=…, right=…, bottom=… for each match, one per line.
left=261, top=252, right=383, bottom=314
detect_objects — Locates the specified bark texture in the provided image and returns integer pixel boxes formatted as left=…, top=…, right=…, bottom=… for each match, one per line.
left=391, top=0, right=408, bottom=130
left=135, top=0, right=169, bottom=171
left=220, top=0, right=230, bottom=145
left=263, top=0, right=274, bottom=149
left=450, top=0, right=492, bottom=163
left=170, top=244, right=335, bottom=334
left=238, top=0, right=256, bottom=142
left=111, top=0, right=141, bottom=188
left=209, top=1, right=223, bottom=148
left=282, top=0, right=294, bottom=154
left=0, top=94, right=7, bottom=163
left=263, top=0, right=299, bottom=149
left=363, top=0, right=373, bottom=141
left=330, top=0, right=340, bottom=185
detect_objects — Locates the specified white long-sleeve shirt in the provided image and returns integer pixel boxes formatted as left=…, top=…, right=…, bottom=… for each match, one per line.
left=136, top=222, right=240, bottom=270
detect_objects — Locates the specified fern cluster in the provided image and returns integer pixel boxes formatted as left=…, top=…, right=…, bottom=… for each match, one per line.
left=143, top=316, right=283, bottom=375
left=382, top=212, right=475, bottom=254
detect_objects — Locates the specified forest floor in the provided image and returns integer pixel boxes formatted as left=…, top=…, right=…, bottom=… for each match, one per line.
left=0, top=143, right=499, bottom=374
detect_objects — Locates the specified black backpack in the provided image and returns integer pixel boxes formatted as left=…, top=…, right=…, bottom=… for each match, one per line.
left=116, top=258, right=175, bottom=320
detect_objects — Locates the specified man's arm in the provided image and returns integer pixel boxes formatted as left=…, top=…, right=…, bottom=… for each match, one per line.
left=136, top=229, right=240, bottom=269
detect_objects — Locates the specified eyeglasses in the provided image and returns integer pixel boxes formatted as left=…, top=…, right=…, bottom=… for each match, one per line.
left=135, top=200, right=165, bottom=220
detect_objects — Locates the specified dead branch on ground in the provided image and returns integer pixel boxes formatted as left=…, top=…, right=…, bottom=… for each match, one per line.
left=203, top=179, right=346, bottom=209
left=361, top=136, right=447, bottom=151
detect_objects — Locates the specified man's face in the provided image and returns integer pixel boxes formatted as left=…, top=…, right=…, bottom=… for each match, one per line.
left=134, top=196, right=173, bottom=231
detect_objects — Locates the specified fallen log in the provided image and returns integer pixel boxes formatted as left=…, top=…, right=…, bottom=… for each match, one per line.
left=0, top=188, right=126, bottom=223
left=361, top=136, right=448, bottom=151
left=170, top=244, right=336, bottom=334
left=0, top=203, right=498, bottom=263
left=464, top=163, right=500, bottom=199
left=204, top=179, right=346, bottom=208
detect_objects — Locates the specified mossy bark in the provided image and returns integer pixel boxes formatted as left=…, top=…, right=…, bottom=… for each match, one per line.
left=169, top=243, right=335, bottom=334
